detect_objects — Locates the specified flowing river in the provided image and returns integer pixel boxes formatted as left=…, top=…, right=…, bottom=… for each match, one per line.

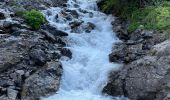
left=42, top=0, right=124, bottom=100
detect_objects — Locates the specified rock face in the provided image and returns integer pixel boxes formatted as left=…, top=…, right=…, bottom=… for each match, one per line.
left=21, top=61, right=62, bottom=100
left=5, top=0, right=67, bottom=10
left=0, top=0, right=72, bottom=100
left=104, top=18, right=170, bottom=100
left=109, top=18, right=168, bottom=63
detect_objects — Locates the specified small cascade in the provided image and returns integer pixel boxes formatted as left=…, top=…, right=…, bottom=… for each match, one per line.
left=42, top=0, right=126, bottom=100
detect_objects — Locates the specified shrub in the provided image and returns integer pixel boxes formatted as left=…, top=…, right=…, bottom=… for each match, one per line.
left=145, top=6, right=170, bottom=30
left=23, top=10, right=45, bottom=30
left=100, top=0, right=170, bottom=32
left=127, top=7, right=154, bottom=32
left=128, top=6, right=170, bottom=32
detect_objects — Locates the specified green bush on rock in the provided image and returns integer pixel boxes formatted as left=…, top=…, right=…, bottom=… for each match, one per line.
left=23, top=10, right=45, bottom=30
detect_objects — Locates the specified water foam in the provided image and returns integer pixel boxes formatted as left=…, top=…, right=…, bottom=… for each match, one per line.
left=42, top=0, right=125, bottom=100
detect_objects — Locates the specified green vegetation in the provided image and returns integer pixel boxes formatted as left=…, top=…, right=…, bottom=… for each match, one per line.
left=101, top=0, right=170, bottom=32
left=16, top=9, right=45, bottom=30
left=23, top=10, right=45, bottom=30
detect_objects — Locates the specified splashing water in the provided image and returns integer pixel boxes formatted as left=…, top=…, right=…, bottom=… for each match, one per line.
left=42, top=0, right=126, bottom=100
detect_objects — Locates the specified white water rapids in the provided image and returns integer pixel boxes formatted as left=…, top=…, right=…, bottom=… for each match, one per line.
left=42, top=0, right=126, bottom=100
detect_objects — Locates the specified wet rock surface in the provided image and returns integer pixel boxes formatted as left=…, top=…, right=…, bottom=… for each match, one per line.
left=104, top=18, right=170, bottom=100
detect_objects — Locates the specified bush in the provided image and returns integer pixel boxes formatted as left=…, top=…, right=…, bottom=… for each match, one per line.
left=127, top=7, right=154, bottom=32
left=100, top=0, right=170, bottom=32
left=101, top=0, right=138, bottom=15
left=145, top=6, right=170, bottom=30
left=128, top=6, right=170, bottom=32
left=23, top=10, right=45, bottom=30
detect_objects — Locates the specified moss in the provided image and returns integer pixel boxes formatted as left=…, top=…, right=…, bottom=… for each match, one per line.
left=23, top=10, right=45, bottom=30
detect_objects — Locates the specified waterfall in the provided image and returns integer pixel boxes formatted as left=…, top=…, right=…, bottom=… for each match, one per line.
left=42, top=0, right=125, bottom=100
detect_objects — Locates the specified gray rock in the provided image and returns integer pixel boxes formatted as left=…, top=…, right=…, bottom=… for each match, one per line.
left=141, top=30, right=153, bottom=39
left=67, top=10, right=79, bottom=18
left=3, top=21, right=20, bottom=28
left=109, top=42, right=145, bottom=63
left=42, top=24, right=68, bottom=36
left=21, top=61, right=63, bottom=100
left=7, top=0, right=67, bottom=10
left=0, top=30, right=5, bottom=34
left=69, top=20, right=84, bottom=29
left=0, top=1, right=70, bottom=100
left=29, top=48, right=47, bottom=66
left=55, top=37, right=66, bottom=46
left=104, top=40, right=170, bottom=100
left=2, top=20, right=21, bottom=34
left=7, top=88, right=18, bottom=100
left=59, top=48, right=72, bottom=59
left=0, top=95, right=8, bottom=100
left=84, top=22, right=96, bottom=33
left=0, top=12, right=5, bottom=20
left=41, top=30, right=56, bottom=43
left=51, top=0, right=67, bottom=7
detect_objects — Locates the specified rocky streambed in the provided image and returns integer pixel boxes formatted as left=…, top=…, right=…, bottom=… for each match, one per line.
left=1, top=0, right=170, bottom=100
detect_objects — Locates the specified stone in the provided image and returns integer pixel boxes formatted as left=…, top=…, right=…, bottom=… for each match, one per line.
left=0, top=30, right=5, bottom=34
left=7, top=88, right=18, bottom=100
left=42, top=24, right=68, bottom=36
left=3, top=21, right=20, bottom=28
left=109, top=42, right=145, bottom=63
left=141, top=30, right=153, bottom=39
left=41, top=30, right=56, bottom=42
left=84, top=22, right=96, bottom=33
left=66, top=10, right=79, bottom=18
left=69, top=20, right=84, bottom=29
left=55, top=37, right=66, bottom=46
left=0, top=12, right=5, bottom=20
left=51, top=0, right=67, bottom=7
left=104, top=40, right=170, bottom=100
left=59, top=48, right=72, bottom=59
left=21, top=61, right=63, bottom=100
left=29, top=48, right=47, bottom=66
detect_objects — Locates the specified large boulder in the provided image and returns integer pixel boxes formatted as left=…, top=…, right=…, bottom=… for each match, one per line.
left=21, top=61, right=63, bottom=100
left=104, top=40, right=170, bottom=100
left=0, top=28, right=66, bottom=100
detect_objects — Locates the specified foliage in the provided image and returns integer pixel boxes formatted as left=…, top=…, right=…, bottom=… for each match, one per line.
left=23, top=10, right=45, bottom=30
left=101, top=0, right=138, bottom=15
left=101, top=0, right=170, bottom=32
left=128, top=6, right=170, bottom=32
left=145, top=6, right=170, bottom=30
left=127, top=7, right=154, bottom=32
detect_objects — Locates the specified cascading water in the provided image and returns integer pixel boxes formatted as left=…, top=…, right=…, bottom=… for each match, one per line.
left=42, top=0, right=126, bottom=100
